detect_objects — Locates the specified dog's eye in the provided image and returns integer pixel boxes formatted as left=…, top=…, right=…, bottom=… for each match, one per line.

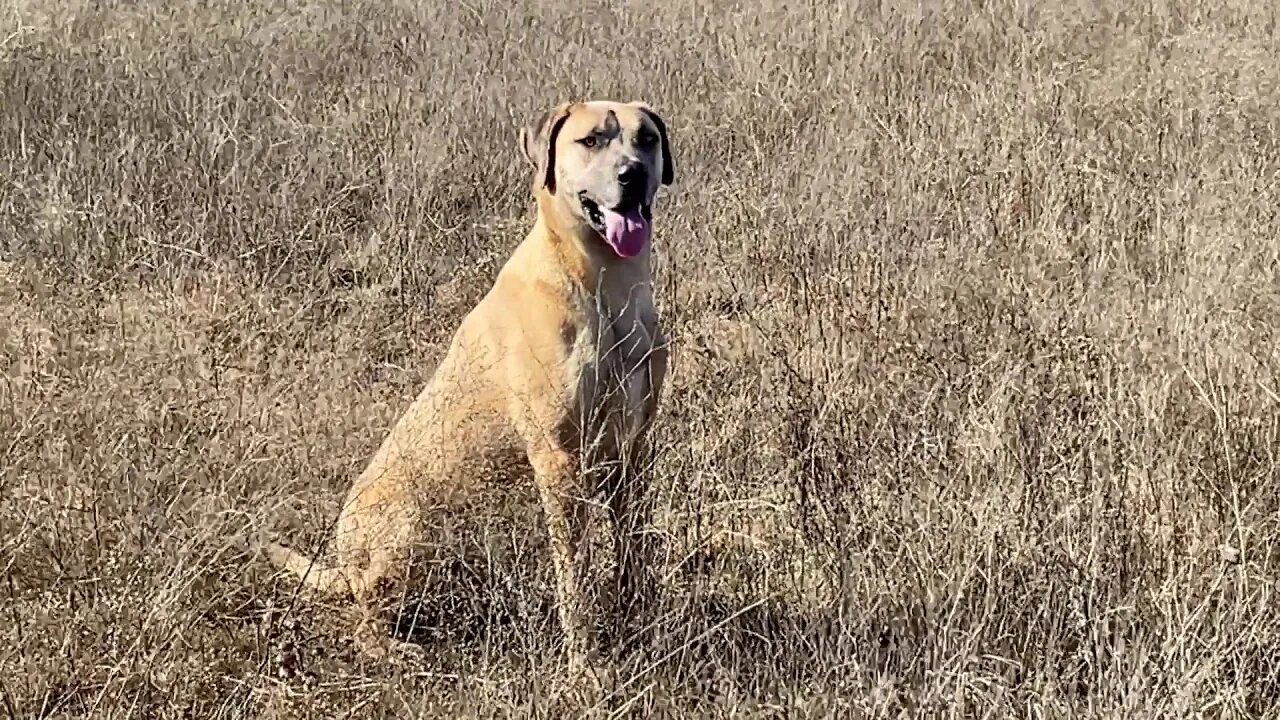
left=636, top=131, right=658, bottom=147
left=578, top=135, right=598, bottom=149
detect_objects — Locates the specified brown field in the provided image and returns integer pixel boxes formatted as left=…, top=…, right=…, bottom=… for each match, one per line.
left=3, top=0, right=1280, bottom=716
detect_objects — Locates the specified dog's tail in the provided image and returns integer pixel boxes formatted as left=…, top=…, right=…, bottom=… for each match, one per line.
left=265, top=542, right=352, bottom=597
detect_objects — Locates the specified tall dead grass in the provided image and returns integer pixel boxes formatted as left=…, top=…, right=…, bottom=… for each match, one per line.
left=2, top=0, right=1279, bottom=716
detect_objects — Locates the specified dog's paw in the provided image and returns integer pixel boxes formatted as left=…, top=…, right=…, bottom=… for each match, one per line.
left=355, top=630, right=425, bottom=665
left=392, top=640, right=427, bottom=663
left=263, top=542, right=295, bottom=570
left=555, top=657, right=620, bottom=713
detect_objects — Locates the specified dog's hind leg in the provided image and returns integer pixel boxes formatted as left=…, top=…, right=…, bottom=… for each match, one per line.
left=345, top=524, right=431, bottom=661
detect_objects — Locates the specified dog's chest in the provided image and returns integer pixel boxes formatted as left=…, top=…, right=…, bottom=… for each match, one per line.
left=568, top=297, right=663, bottom=447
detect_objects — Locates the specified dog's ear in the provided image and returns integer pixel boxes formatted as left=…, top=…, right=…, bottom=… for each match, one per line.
left=631, top=102, right=674, bottom=186
left=520, top=102, right=574, bottom=194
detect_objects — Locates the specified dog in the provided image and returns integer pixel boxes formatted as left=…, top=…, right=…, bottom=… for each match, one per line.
left=266, top=100, right=674, bottom=683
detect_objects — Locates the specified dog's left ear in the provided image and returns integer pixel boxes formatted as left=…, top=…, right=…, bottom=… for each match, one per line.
left=631, top=102, right=674, bottom=186
left=520, top=102, right=574, bottom=194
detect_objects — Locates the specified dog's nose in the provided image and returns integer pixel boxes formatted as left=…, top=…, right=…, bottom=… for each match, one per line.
left=618, top=162, right=647, bottom=187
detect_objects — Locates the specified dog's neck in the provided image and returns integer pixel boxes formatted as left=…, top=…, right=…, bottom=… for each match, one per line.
left=527, top=192, right=654, bottom=304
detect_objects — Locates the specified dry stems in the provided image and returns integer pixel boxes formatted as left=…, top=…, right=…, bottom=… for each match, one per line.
left=2, top=0, right=1279, bottom=717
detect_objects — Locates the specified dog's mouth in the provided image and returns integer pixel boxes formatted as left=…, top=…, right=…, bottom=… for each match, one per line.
left=581, top=195, right=653, bottom=258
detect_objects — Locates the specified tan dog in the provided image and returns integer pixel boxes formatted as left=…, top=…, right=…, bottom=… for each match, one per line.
left=267, top=100, right=674, bottom=680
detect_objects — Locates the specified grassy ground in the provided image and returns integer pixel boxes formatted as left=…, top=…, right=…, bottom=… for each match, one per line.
left=3, top=0, right=1280, bottom=716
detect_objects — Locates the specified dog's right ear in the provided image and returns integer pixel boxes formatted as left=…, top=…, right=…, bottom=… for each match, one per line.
left=519, top=102, right=574, bottom=194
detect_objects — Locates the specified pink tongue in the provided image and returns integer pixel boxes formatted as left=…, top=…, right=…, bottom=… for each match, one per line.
left=601, top=207, right=651, bottom=258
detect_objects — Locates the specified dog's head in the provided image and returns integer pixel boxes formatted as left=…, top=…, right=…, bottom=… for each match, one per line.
left=521, top=100, right=674, bottom=259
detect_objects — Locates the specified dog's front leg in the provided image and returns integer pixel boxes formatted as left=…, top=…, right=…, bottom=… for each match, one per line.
left=607, top=436, right=658, bottom=644
left=610, top=346, right=667, bottom=642
left=530, top=447, right=599, bottom=677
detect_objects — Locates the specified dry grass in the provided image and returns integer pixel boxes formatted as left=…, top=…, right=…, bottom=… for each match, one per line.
left=3, top=0, right=1280, bottom=716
